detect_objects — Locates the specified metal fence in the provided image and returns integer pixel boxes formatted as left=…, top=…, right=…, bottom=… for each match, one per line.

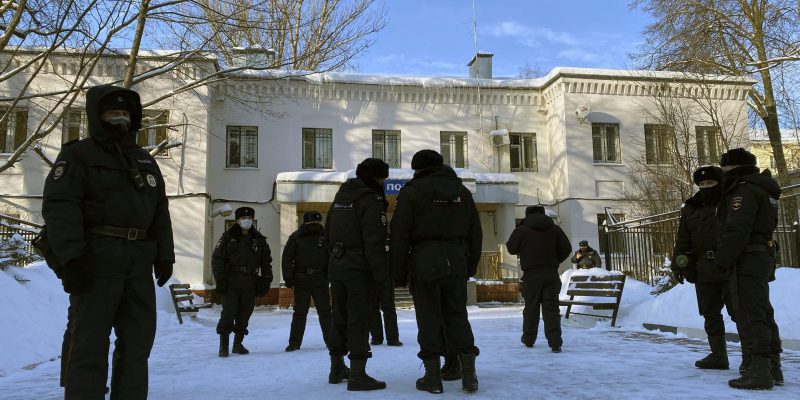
left=475, top=251, right=502, bottom=281
left=0, top=213, right=43, bottom=266
left=604, top=183, right=800, bottom=285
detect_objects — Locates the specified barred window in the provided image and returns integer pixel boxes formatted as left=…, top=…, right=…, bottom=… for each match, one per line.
left=372, top=130, right=401, bottom=168
left=510, top=133, right=537, bottom=172
left=302, top=128, right=332, bottom=169
left=644, top=124, right=673, bottom=165
left=440, top=131, right=468, bottom=168
left=0, top=108, right=28, bottom=154
left=592, top=123, right=621, bottom=164
left=226, top=125, right=258, bottom=168
left=138, top=110, right=170, bottom=156
left=696, top=126, right=722, bottom=165
left=61, top=108, right=85, bottom=144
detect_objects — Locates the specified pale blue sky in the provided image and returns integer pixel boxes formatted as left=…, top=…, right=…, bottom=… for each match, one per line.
left=355, top=0, right=653, bottom=77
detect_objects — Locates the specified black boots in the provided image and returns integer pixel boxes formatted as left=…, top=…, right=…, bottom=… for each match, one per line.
left=218, top=333, right=229, bottom=358
left=770, top=354, right=784, bottom=386
left=740, top=353, right=752, bottom=375
left=729, top=356, right=774, bottom=390
left=695, top=336, right=729, bottom=369
left=458, top=353, right=478, bottom=393
left=232, top=333, right=249, bottom=355
left=285, top=343, right=301, bottom=352
left=440, top=352, right=461, bottom=381
left=416, top=358, right=443, bottom=394
left=328, top=355, right=350, bottom=384
left=347, top=359, right=386, bottom=391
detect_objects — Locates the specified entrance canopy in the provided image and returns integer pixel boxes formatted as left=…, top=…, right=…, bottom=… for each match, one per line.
left=276, top=168, right=518, bottom=204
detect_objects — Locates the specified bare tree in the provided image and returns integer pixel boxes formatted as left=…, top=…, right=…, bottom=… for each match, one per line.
left=0, top=0, right=387, bottom=172
left=516, top=61, right=543, bottom=79
left=631, top=0, right=800, bottom=184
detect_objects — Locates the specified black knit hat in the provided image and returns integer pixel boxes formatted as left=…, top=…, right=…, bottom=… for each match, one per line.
left=235, top=207, right=255, bottom=220
left=693, top=165, right=723, bottom=185
left=356, top=158, right=389, bottom=181
left=526, top=205, right=545, bottom=215
left=303, top=211, right=322, bottom=223
left=98, top=91, right=138, bottom=114
left=719, top=148, right=757, bottom=167
left=411, top=149, right=444, bottom=170
left=579, top=240, right=589, bottom=246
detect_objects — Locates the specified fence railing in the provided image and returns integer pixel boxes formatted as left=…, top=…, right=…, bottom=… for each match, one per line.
left=604, top=183, right=800, bottom=285
left=0, top=213, right=43, bottom=264
left=475, top=251, right=502, bottom=281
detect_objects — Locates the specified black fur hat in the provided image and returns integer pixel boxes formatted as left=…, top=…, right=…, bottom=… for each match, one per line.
left=411, top=149, right=444, bottom=170
left=719, top=148, right=757, bottom=167
left=356, top=158, right=389, bottom=181
left=693, top=165, right=723, bottom=185
left=303, top=211, right=322, bottom=223
left=98, top=91, right=138, bottom=114
left=235, top=207, right=255, bottom=220
left=526, top=205, right=545, bottom=215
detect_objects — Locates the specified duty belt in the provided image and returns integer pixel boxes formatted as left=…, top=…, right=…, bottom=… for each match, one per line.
left=235, top=267, right=256, bottom=274
left=90, top=225, right=148, bottom=240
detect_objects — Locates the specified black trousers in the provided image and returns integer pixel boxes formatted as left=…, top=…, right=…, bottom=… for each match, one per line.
left=65, top=276, right=155, bottom=400
left=733, top=274, right=782, bottom=356
left=695, top=280, right=736, bottom=338
left=369, top=278, right=399, bottom=342
left=289, top=283, right=332, bottom=347
left=216, top=288, right=256, bottom=335
left=520, top=272, right=562, bottom=348
left=328, top=273, right=377, bottom=360
left=412, top=276, right=479, bottom=360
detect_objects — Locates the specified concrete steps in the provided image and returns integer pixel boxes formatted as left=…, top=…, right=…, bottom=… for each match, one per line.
left=394, top=287, right=414, bottom=308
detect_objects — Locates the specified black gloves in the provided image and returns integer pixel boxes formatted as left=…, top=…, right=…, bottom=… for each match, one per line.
left=673, top=270, right=685, bottom=284
left=216, top=279, right=228, bottom=295
left=256, top=278, right=270, bottom=297
left=393, top=279, right=408, bottom=288
left=62, top=255, right=92, bottom=295
left=284, top=278, right=295, bottom=289
left=154, top=261, right=173, bottom=287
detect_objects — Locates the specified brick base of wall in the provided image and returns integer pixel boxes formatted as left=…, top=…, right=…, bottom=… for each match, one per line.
left=476, top=282, right=520, bottom=303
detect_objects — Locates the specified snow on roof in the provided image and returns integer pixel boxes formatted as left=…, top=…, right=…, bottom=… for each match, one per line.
left=750, top=128, right=800, bottom=142
left=227, top=67, right=755, bottom=89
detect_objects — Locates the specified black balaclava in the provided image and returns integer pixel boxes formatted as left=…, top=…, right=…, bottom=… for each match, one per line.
left=98, top=91, right=138, bottom=140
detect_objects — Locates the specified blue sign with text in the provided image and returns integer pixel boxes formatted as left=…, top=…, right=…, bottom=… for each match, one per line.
left=384, top=179, right=408, bottom=195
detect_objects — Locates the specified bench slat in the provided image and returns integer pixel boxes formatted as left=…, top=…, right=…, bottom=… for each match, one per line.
left=569, top=282, right=623, bottom=290
left=171, top=289, right=193, bottom=296
left=173, top=295, right=195, bottom=303
left=170, top=283, right=191, bottom=289
left=569, top=275, right=625, bottom=282
left=566, top=289, right=619, bottom=297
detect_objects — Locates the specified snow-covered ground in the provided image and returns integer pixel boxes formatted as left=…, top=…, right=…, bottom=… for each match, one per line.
left=1, top=263, right=798, bottom=399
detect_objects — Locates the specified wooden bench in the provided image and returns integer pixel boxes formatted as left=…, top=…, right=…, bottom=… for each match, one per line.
left=559, top=274, right=627, bottom=327
left=169, top=283, right=213, bottom=324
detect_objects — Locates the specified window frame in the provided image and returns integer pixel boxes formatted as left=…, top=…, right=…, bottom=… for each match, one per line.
left=509, top=132, right=538, bottom=172
left=696, top=126, right=722, bottom=165
left=591, top=123, right=621, bottom=164
left=0, top=108, right=28, bottom=154
left=302, top=127, right=333, bottom=169
left=61, top=108, right=86, bottom=144
left=372, top=129, right=401, bottom=168
left=138, top=110, right=171, bottom=157
left=440, top=131, right=468, bottom=168
left=644, top=124, right=673, bottom=166
left=226, top=125, right=259, bottom=168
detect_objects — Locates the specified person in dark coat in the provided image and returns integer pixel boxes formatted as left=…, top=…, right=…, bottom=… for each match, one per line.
left=570, top=240, right=602, bottom=269
left=212, top=207, right=273, bottom=357
left=506, top=205, right=571, bottom=352
left=391, top=149, right=482, bottom=394
left=283, top=211, right=332, bottom=352
left=325, top=158, right=390, bottom=391
left=672, top=165, right=736, bottom=370
left=715, top=148, right=783, bottom=390
left=369, top=278, right=402, bottom=346
left=42, top=85, right=175, bottom=399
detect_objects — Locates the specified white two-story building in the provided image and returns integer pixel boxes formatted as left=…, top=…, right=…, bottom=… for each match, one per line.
left=0, top=50, right=753, bottom=301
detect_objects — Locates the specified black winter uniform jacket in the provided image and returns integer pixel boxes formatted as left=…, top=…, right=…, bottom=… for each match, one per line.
left=42, top=85, right=174, bottom=278
left=281, top=223, right=329, bottom=287
left=673, top=191, right=727, bottom=283
left=325, top=178, right=389, bottom=282
left=716, top=168, right=781, bottom=279
left=212, top=225, right=273, bottom=291
left=506, top=212, right=571, bottom=275
left=390, top=167, right=482, bottom=282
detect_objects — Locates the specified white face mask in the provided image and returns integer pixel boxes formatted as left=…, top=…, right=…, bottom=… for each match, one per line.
left=238, top=219, right=253, bottom=230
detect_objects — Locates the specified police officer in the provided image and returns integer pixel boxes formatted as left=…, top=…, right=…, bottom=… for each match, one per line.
left=570, top=240, right=602, bottom=269
left=506, top=205, right=571, bottom=352
left=715, top=148, right=783, bottom=390
left=212, top=207, right=273, bottom=357
left=282, top=211, right=332, bottom=352
left=391, top=149, right=482, bottom=394
left=325, top=158, right=390, bottom=391
left=672, top=165, right=735, bottom=370
left=369, top=277, right=402, bottom=347
left=43, top=85, right=175, bottom=399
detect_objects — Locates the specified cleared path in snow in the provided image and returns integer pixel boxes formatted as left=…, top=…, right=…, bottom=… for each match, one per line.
left=1, top=306, right=797, bottom=399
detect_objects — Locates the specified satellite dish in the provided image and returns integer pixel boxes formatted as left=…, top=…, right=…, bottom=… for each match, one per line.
left=576, top=104, right=591, bottom=120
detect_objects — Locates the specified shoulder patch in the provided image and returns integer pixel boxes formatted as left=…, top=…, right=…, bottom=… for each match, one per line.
left=52, top=161, right=67, bottom=180
left=730, top=196, right=744, bottom=211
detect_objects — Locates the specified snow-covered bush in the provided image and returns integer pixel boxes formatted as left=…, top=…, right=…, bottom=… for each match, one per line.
left=0, top=233, right=41, bottom=270
left=650, top=256, right=678, bottom=295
